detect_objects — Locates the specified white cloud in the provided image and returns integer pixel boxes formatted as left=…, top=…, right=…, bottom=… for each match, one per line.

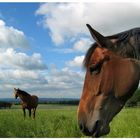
left=0, top=48, right=48, bottom=95
left=73, top=38, right=92, bottom=53
left=36, top=3, right=88, bottom=45
left=36, top=3, right=140, bottom=45
left=67, top=55, right=84, bottom=68
left=51, top=37, right=92, bottom=54
left=0, top=20, right=48, bottom=98
left=0, top=69, right=47, bottom=82
left=0, top=69, right=48, bottom=97
left=0, top=19, right=28, bottom=49
left=0, top=64, right=84, bottom=98
left=0, top=48, right=47, bottom=70
left=42, top=65, right=84, bottom=98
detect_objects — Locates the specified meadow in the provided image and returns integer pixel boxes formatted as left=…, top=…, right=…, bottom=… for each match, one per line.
left=0, top=104, right=140, bottom=138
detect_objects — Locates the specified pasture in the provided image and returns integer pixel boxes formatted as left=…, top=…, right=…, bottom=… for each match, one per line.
left=0, top=104, right=139, bottom=138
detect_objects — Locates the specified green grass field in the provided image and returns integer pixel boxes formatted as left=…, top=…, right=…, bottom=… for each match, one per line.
left=0, top=104, right=139, bottom=138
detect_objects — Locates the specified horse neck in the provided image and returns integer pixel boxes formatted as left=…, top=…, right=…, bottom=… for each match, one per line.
left=130, top=59, right=140, bottom=78
left=116, top=41, right=139, bottom=59
left=18, top=93, right=31, bottom=102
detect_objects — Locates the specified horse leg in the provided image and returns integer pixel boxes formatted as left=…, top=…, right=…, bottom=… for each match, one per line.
left=29, top=109, right=31, bottom=118
left=23, top=108, right=26, bottom=118
left=33, top=107, right=36, bottom=119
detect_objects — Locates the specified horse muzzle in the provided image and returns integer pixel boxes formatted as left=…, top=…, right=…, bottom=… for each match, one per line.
left=79, top=120, right=110, bottom=137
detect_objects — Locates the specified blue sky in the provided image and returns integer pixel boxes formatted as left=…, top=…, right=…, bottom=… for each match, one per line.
left=0, top=3, right=66, bottom=68
left=0, top=3, right=140, bottom=98
left=0, top=3, right=75, bottom=68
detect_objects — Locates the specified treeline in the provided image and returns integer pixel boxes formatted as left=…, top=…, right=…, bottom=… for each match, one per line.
left=13, top=99, right=80, bottom=105
left=39, top=99, right=80, bottom=105
left=0, top=102, right=12, bottom=109
left=125, top=89, right=140, bottom=107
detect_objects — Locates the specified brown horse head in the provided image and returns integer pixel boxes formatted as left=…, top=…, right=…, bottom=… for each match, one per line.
left=14, top=88, right=19, bottom=99
left=77, top=25, right=140, bottom=137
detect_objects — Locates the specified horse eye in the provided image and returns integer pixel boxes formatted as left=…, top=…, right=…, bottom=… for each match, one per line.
left=99, top=106, right=103, bottom=110
left=89, top=66, right=95, bottom=73
left=89, top=63, right=102, bottom=75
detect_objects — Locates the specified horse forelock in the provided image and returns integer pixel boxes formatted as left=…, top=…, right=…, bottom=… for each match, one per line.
left=84, top=43, right=98, bottom=68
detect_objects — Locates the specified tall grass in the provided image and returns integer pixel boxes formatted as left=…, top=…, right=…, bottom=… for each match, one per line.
left=0, top=108, right=83, bottom=138
left=0, top=105, right=139, bottom=138
left=106, top=108, right=140, bottom=138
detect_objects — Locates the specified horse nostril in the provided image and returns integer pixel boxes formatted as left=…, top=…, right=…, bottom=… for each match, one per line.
left=79, top=123, right=84, bottom=132
left=95, top=120, right=100, bottom=125
left=92, top=120, right=100, bottom=132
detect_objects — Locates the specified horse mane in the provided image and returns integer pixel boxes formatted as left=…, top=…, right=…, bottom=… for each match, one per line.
left=84, top=43, right=97, bottom=68
left=18, top=89, right=31, bottom=97
left=84, top=27, right=140, bottom=68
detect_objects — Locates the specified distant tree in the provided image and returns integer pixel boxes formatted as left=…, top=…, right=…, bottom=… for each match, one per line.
left=38, top=99, right=80, bottom=105
left=0, top=102, right=12, bottom=109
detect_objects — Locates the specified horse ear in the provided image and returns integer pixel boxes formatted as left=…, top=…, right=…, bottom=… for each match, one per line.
left=86, top=24, right=113, bottom=48
left=14, top=88, right=17, bottom=91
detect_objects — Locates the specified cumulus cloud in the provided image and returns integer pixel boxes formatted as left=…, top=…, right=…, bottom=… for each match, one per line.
left=0, top=68, right=48, bottom=98
left=0, top=69, right=47, bottom=83
left=52, top=37, right=92, bottom=54
left=0, top=48, right=48, bottom=97
left=41, top=65, right=84, bottom=98
left=0, top=64, right=84, bottom=98
left=0, top=19, right=49, bottom=97
left=50, top=66, right=83, bottom=85
left=73, top=38, right=92, bottom=53
left=67, top=55, right=84, bottom=68
left=0, top=19, right=28, bottom=49
left=36, top=3, right=140, bottom=45
left=36, top=3, right=88, bottom=45
left=0, top=48, right=47, bottom=70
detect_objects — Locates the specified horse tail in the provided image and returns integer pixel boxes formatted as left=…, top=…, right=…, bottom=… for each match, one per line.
left=32, top=95, right=39, bottom=107
left=35, top=96, right=39, bottom=103
left=36, top=96, right=39, bottom=104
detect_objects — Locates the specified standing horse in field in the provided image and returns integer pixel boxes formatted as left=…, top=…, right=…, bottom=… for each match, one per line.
left=14, top=88, right=38, bottom=119
left=77, top=24, right=140, bottom=137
